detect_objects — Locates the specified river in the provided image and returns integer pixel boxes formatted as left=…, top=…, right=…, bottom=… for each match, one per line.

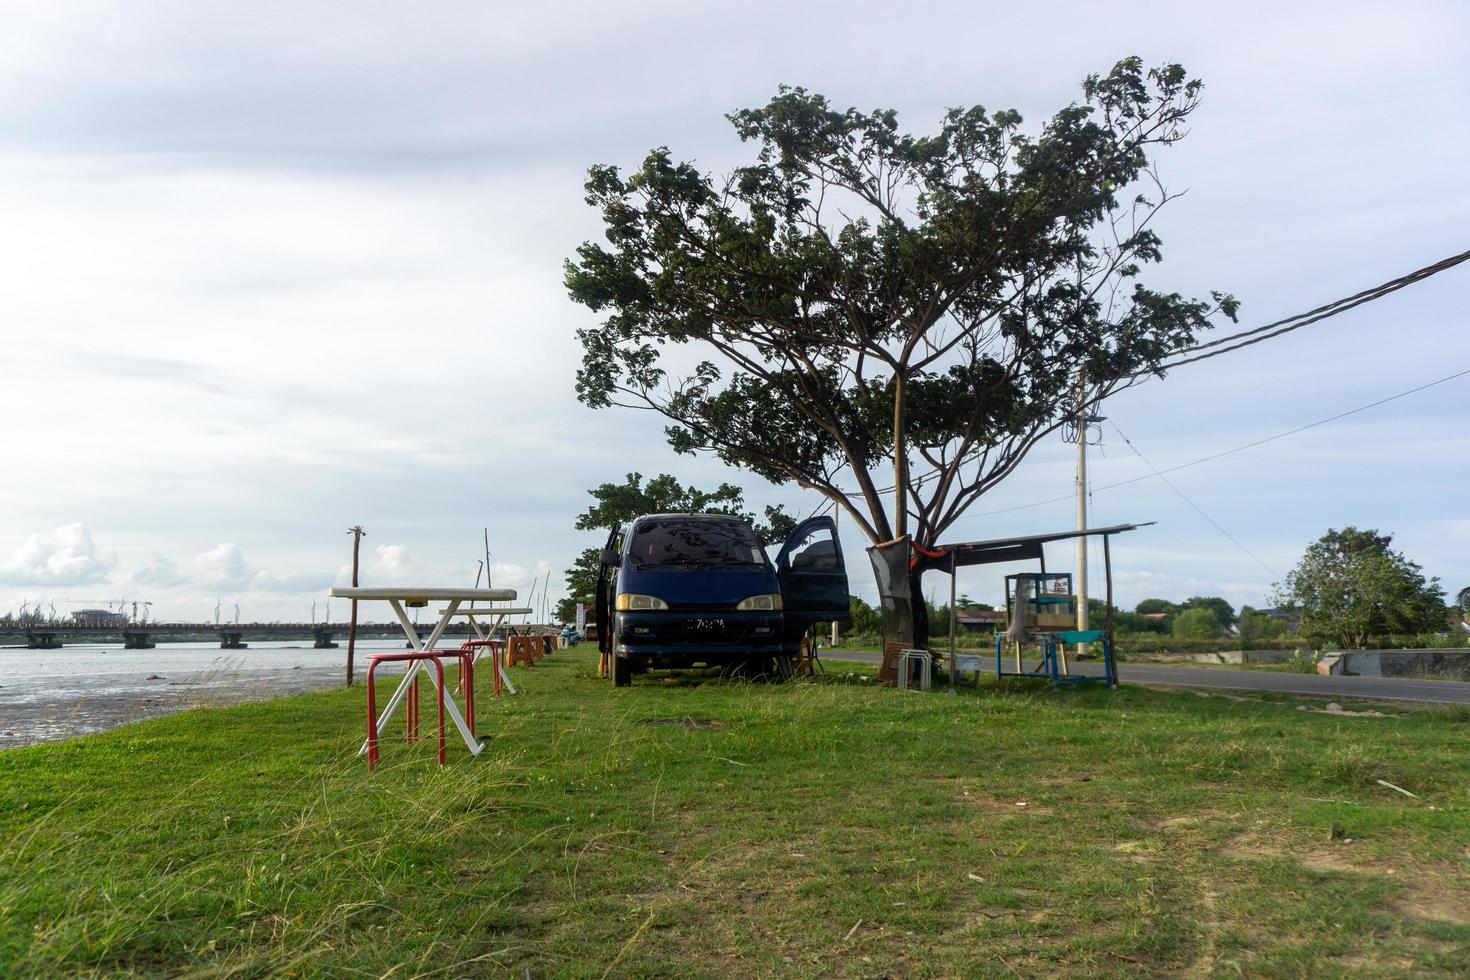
left=0, top=639, right=415, bottom=749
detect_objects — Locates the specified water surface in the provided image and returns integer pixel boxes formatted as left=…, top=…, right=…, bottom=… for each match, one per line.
left=0, top=640, right=413, bottom=748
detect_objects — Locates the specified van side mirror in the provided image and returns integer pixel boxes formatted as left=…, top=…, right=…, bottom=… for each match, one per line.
left=601, top=548, right=619, bottom=566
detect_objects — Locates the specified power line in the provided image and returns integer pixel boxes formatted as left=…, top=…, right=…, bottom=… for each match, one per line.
left=1156, top=247, right=1470, bottom=371
left=960, top=362, right=1470, bottom=521
left=1107, top=420, right=1280, bottom=579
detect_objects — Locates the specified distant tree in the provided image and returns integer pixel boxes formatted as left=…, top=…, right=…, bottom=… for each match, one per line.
left=847, top=595, right=883, bottom=635
left=1180, top=595, right=1234, bottom=630
left=1273, top=527, right=1445, bottom=649
left=1135, top=598, right=1176, bottom=616
left=563, top=472, right=795, bottom=609
left=1455, top=586, right=1470, bottom=612
left=1236, top=605, right=1288, bottom=646
left=567, top=58, right=1237, bottom=649
left=1172, top=607, right=1222, bottom=640
left=1114, top=611, right=1168, bottom=635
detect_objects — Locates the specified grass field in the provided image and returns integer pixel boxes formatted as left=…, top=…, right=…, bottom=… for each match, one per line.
left=2, top=650, right=1467, bottom=977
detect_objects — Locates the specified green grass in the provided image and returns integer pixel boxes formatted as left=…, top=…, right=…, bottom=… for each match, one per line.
left=2, top=651, right=1468, bottom=977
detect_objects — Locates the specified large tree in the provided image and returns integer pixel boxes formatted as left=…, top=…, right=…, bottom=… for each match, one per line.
left=1272, top=527, right=1446, bottom=649
left=567, top=58, right=1236, bottom=640
left=560, top=472, right=795, bottom=618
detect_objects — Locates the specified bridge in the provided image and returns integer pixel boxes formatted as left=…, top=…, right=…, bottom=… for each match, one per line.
left=0, top=620, right=526, bottom=650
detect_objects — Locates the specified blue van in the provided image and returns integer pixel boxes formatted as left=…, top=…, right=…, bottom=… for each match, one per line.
left=593, top=513, right=849, bottom=686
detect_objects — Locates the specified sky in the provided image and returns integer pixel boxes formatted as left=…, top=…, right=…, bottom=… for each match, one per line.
left=2, top=0, right=1468, bottom=624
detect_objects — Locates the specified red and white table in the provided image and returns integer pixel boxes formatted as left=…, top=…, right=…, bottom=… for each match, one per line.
left=328, top=586, right=516, bottom=758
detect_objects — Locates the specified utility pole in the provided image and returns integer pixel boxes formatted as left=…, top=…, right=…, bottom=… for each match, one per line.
left=1074, top=372, right=1089, bottom=657
left=346, top=525, right=365, bottom=687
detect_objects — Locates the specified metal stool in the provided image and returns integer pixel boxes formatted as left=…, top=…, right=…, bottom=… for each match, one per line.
left=896, top=648, right=932, bottom=691
left=366, top=651, right=446, bottom=769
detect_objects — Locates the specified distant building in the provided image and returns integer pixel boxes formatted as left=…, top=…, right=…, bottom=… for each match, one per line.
left=69, top=608, right=129, bottom=627
left=955, top=609, right=1005, bottom=630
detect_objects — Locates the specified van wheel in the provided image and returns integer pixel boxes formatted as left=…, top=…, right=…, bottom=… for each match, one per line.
left=612, top=646, right=632, bottom=687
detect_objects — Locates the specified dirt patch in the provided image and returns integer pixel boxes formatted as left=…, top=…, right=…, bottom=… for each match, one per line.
left=1296, top=702, right=1391, bottom=718
left=639, top=717, right=728, bottom=729
left=1396, top=888, right=1470, bottom=926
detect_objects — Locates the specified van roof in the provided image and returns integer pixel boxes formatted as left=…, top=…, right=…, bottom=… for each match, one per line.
left=632, top=513, right=749, bottom=524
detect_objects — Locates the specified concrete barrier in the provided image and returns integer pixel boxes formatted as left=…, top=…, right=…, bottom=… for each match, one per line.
left=1129, top=649, right=1297, bottom=665
left=1317, top=649, right=1470, bottom=680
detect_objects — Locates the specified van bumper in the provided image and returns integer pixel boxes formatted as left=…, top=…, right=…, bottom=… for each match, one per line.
left=616, top=610, right=783, bottom=663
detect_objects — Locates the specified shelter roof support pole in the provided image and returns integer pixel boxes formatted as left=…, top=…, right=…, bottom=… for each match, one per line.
left=1104, top=534, right=1117, bottom=688
left=948, top=551, right=957, bottom=694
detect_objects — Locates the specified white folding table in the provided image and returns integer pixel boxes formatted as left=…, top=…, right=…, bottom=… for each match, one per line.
left=329, top=586, right=516, bottom=758
left=439, top=605, right=533, bottom=696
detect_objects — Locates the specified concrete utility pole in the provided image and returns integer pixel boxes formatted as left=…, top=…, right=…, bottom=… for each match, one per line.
left=346, top=525, right=365, bottom=687
left=1074, top=374, right=1089, bottom=657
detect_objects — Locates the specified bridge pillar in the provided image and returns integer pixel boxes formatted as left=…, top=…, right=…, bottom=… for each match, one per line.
left=313, top=628, right=338, bottom=649
left=123, top=630, right=155, bottom=649
left=220, top=631, right=248, bottom=649
left=26, top=630, right=61, bottom=649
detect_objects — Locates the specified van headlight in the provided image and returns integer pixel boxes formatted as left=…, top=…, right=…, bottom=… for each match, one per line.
left=616, top=593, right=669, bottom=611
left=736, top=594, right=783, bottom=611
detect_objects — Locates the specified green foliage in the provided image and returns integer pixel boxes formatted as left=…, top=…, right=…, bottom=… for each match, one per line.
left=1455, top=586, right=1470, bottom=612
left=1135, top=598, right=1175, bottom=616
left=1180, top=595, right=1234, bottom=628
left=1274, top=527, right=1446, bottom=650
left=566, top=59, right=1236, bottom=550
left=1237, top=606, right=1289, bottom=647
left=1286, top=648, right=1321, bottom=673
left=563, top=472, right=796, bottom=607
left=1172, top=607, right=1222, bottom=640
left=1114, top=610, right=1168, bottom=635
left=847, top=595, right=883, bottom=636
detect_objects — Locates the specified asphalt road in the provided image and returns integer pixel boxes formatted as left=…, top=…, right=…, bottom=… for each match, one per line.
left=821, top=650, right=1470, bottom=704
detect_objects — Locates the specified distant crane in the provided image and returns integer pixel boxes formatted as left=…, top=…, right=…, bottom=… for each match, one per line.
left=214, top=600, right=222, bottom=626
left=233, top=601, right=240, bottom=625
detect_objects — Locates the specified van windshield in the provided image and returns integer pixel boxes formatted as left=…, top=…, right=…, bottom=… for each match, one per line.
left=628, top=519, right=768, bottom=568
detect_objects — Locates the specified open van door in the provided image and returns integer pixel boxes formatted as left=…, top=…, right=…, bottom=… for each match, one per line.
left=775, top=515, right=849, bottom=647
left=594, top=524, right=621, bottom=673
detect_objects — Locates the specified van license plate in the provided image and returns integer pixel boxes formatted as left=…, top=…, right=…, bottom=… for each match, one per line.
left=684, top=618, right=726, bottom=633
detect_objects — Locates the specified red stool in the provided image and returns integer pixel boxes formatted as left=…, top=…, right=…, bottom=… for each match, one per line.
left=366, top=652, right=446, bottom=769
left=460, top=639, right=506, bottom=698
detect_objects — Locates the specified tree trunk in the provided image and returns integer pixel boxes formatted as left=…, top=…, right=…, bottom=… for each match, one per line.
left=909, top=566, right=930, bottom=651
left=892, top=372, right=907, bottom=540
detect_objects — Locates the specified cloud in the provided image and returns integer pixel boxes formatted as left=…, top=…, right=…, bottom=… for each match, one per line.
left=130, top=553, right=187, bottom=587
left=373, top=544, right=413, bottom=575
left=190, top=542, right=255, bottom=592
left=0, top=523, right=116, bottom=585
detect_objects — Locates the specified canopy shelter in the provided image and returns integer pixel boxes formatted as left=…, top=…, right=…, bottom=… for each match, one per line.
left=867, top=523, right=1152, bottom=687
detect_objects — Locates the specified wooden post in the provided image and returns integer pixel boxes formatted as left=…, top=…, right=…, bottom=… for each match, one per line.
left=346, top=525, right=365, bottom=687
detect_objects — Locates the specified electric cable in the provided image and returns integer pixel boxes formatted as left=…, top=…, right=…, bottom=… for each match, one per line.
left=1155, top=248, right=1470, bottom=371
left=1107, top=420, right=1280, bottom=578
left=957, top=362, right=1470, bottom=521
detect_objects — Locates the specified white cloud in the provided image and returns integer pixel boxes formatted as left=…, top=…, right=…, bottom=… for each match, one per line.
left=190, top=542, right=255, bottom=592
left=129, top=553, right=186, bottom=588
left=373, top=544, right=412, bottom=575
left=0, top=523, right=116, bottom=585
